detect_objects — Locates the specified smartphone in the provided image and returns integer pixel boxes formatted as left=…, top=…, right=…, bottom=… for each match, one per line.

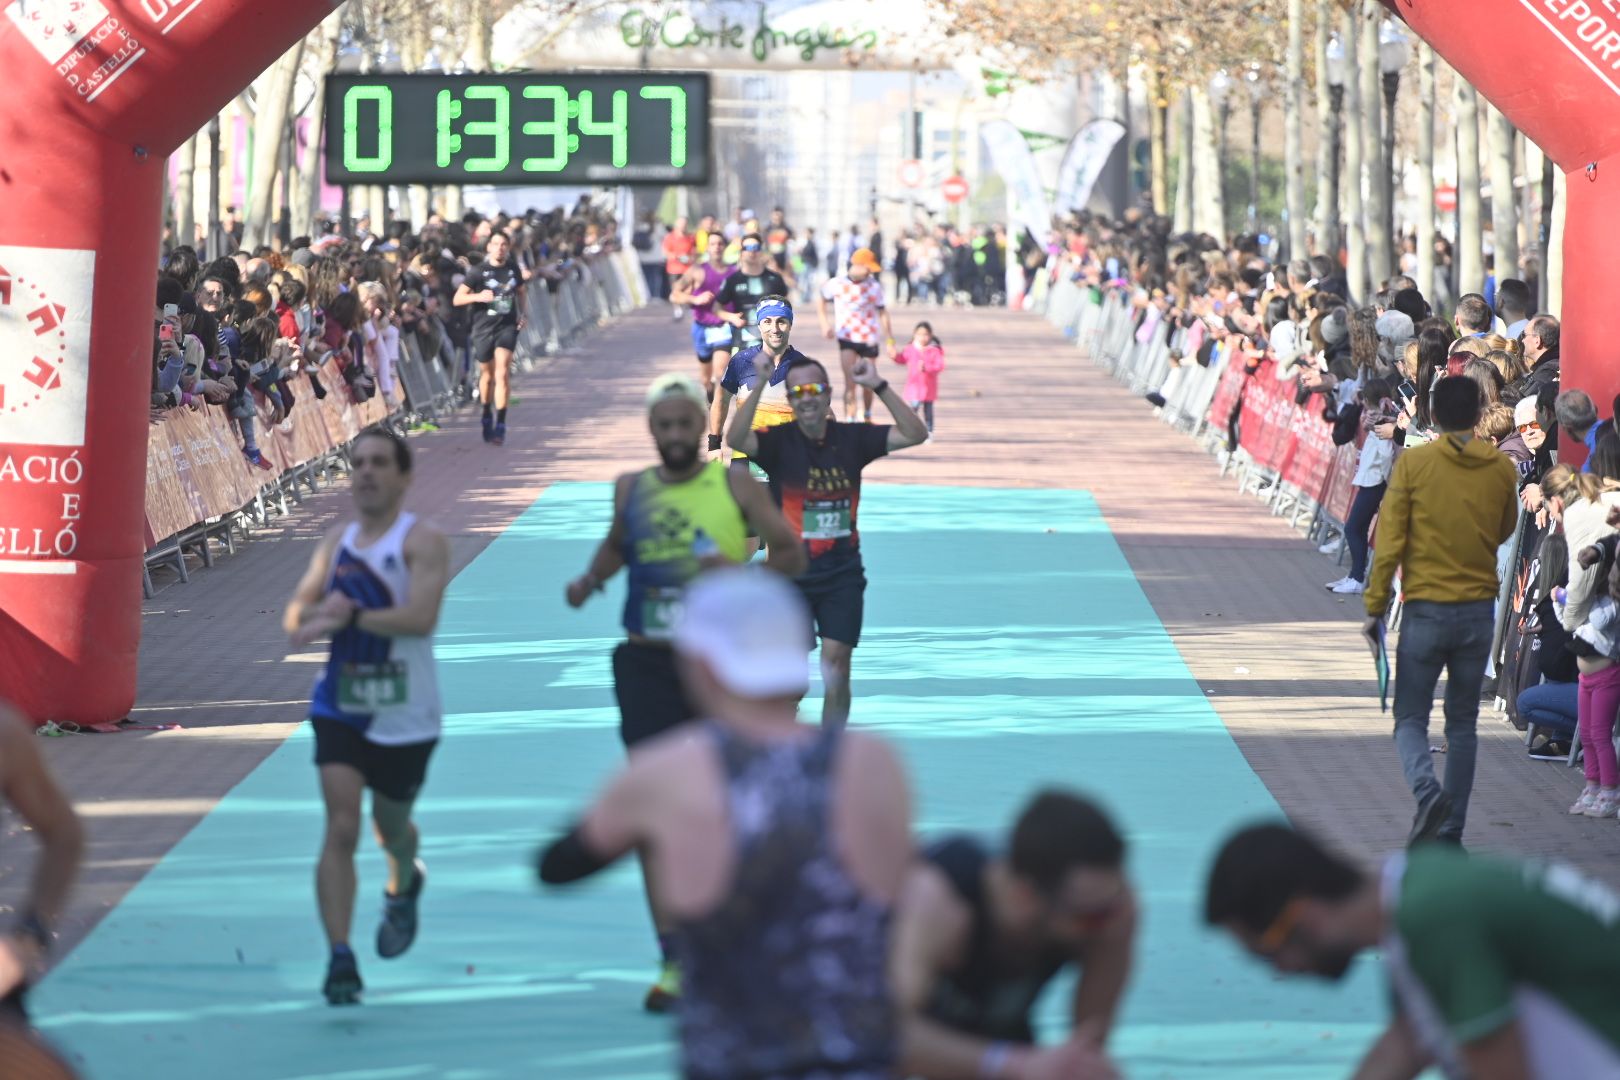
left=162, top=304, right=179, bottom=318
left=158, top=322, right=175, bottom=343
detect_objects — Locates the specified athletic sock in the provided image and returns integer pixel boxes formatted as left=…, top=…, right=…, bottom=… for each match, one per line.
left=482, top=402, right=493, bottom=421
left=331, top=943, right=354, bottom=959
left=496, top=407, right=507, bottom=424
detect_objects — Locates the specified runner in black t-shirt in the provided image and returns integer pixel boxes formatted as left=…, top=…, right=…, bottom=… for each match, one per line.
left=716, top=233, right=788, bottom=353
left=453, top=232, right=525, bottom=446
left=725, top=346, right=929, bottom=726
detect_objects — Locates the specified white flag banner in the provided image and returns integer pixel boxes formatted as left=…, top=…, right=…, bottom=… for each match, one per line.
left=1054, top=119, right=1127, bottom=215
left=979, top=120, right=1052, bottom=243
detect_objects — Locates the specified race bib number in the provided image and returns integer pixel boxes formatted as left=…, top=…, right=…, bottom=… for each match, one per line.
left=337, top=661, right=409, bottom=711
left=703, top=324, right=734, bottom=346
left=642, top=587, right=684, bottom=640
left=802, top=498, right=852, bottom=540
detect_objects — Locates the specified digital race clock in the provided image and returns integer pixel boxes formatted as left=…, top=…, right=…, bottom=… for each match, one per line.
left=323, top=72, right=711, bottom=186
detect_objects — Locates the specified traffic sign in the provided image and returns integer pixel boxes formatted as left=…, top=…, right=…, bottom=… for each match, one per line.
left=898, top=159, right=924, bottom=189
left=942, top=174, right=969, bottom=204
left=1435, top=184, right=1457, bottom=213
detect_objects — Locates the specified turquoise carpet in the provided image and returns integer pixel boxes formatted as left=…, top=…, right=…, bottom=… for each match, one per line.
left=32, top=483, right=1384, bottom=1078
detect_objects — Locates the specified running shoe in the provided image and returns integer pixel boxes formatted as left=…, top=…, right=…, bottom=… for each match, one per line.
left=481, top=414, right=494, bottom=443
left=643, top=960, right=680, bottom=1013
left=377, top=858, right=427, bottom=960
left=1408, top=791, right=1452, bottom=846
left=1583, top=791, right=1620, bottom=819
left=1318, top=536, right=1344, bottom=555
left=1570, top=788, right=1600, bottom=815
left=323, top=949, right=363, bottom=1006
left=492, top=422, right=506, bottom=447
left=1330, top=578, right=1365, bottom=595
left=244, top=448, right=274, bottom=472
left=1324, top=576, right=1354, bottom=590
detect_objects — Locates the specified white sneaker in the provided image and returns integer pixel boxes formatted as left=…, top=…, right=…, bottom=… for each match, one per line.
left=1331, top=578, right=1365, bottom=595
left=1318, top=537, right=1344, bottom=555
left=1585, top=790, right=1620, bottom=819
left=1570, top=788, right=1599, bottom=815
left=1325, top=576, right=1352, bottom=590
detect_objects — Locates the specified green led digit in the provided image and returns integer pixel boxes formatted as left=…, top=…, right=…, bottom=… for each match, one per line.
left=521, top=85, right=569, bottom=172
left=460, top=85, right=511, bottom=172
left=639, top=86, right=688, bottom=168
left=575, top=89, right=628, bottom=167
left=342, top=85, right=393, bottom=173
left=436, top=89, right=464, bottom=167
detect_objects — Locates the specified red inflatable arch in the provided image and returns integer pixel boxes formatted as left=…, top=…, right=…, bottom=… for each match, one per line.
left=0, top=1, right=336, bottom=725
left=1390, top=0, right=1620, bottom=404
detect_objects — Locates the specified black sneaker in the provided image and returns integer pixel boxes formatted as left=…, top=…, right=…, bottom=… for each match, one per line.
left=1408, top=791, right=1453, bottom=847
left=1145, top=392, right=1167, bottom=408
left=1528, top=738, right=1572, bottom=761
left=323, top=949, right=363, bottom=1005
left=377, top=858, right=426, bottom=960
left=492, top=422, right=506, bottom=446
left=481, top=413, right=495, bottom=442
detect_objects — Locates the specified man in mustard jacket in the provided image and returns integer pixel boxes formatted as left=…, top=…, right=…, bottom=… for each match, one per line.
left=1364, top=376, right=1519, bottom=847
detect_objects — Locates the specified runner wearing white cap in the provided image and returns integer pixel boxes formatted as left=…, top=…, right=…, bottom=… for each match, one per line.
left=541, top=567, right=914, bottom=1077
left=563, top=372, right=804, bottom=1012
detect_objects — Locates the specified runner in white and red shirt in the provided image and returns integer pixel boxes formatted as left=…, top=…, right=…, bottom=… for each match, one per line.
left=817, top=248, right=896, bottom=421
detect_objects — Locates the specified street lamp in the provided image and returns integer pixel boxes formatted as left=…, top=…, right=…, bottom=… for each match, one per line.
left=1379, top=20, right=1411, bottom=262
left=1245, top=63, right=1264, bottom=234
left=1325, top=35, right=1346, bottom=254
left=1210, top=70, right=1232, bottom=223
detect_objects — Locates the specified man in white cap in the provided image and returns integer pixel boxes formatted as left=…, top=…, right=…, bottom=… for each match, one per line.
left=541, top=567, right=913, bottom=1078
left=563, top=372, right=804, bottom=1012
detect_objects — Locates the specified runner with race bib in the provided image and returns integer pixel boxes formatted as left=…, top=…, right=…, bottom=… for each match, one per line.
left=716, top=233, right=789, bottom=353
left=669, top=231, right=736, bottom=397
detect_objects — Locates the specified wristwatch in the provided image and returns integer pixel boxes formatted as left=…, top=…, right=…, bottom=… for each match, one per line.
left=872, top=379, right=890, bottom=397
left=708, top=433, right=722, bottom=451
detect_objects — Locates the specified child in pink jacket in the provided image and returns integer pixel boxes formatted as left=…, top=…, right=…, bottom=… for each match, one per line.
left=892, top=321, right=945, bottom=433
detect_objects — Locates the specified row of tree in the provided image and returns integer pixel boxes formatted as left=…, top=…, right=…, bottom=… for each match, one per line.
left=943, top=0, right=1562, bottom=311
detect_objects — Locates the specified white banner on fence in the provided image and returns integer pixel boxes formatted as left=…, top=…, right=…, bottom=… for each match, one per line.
left=1054, top=119, right=1126, bottom=215
left=979, top=120, right=1052, bottom=243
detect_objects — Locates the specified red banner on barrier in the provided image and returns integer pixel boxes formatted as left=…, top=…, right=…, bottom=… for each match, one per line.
left=1204, top=348, right=1249, bottom=433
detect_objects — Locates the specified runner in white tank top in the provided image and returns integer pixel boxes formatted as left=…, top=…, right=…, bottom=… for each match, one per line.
left=284, top=427, right=451, bottom=1006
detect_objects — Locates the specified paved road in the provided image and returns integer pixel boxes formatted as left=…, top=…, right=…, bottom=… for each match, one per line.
left=7, top=300, right=1615, bottom=969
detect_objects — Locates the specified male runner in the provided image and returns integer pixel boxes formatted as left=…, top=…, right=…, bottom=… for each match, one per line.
left=1206, top=822, right=1620, bottom=1080
left=454, top=231, right=525, bottom=445
left=727, top=348, right=929, bottom=725
left=284, top=426, right=451, bottom=1005
left=0, top=701, right=84, bottom=1023
left=564, top=373, right=804, bottom=1012
left=765, top=206, right=797, bottom=279
left=819, top=247, right=896, bottom=420
left=715, top=233, right=788, bottom=354
left=891, top=790, right=1132, bottom=1080
left=708, top=295, right=803, bottom=465
left=541, top=567, right=913, bottom=1078
left=662, top=216, right=696, bottom=320
left=669, top=231, right=736, bottom=397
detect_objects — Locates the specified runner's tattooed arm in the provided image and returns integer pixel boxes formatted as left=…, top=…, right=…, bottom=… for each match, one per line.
left=726, top=468, right=807, bottom=578
left=565, top=474, right=633, bottom=607
left=851, top=358, right=929, bottom=449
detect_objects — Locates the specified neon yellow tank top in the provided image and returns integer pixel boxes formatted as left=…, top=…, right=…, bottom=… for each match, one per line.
left=619, top=460, right=750, bottom=639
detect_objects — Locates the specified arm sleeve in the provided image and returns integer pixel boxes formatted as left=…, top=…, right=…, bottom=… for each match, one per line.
left=537, top=823, right=615, bottom=885
left=1365, top=455, right=1412, bottom=617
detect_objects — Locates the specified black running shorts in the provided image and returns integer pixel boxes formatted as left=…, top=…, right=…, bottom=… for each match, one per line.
left=612, top=640, right=699, bottom=748
left=797, top=568, right=867, bottom=646
left=837, top=339, right=881, bottom=360
left=312, top=718, right=437, bottom=802
left=472, top=324, right=519, bottom=362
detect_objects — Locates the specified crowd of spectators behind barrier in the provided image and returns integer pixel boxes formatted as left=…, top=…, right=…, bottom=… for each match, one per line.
left=1039, top=206, right=1620, bottom=797
left=153, top=197, right=625, bottom=470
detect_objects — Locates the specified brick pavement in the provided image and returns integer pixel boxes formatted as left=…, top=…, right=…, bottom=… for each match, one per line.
left=6, top=302, right=1616, bottom=968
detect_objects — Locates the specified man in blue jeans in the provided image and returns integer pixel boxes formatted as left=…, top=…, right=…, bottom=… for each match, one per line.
left=1363, top=377, right=1518, bottom=846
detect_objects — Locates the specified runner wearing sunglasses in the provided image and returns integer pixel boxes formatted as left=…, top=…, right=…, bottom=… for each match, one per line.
left=726, top=328, right=929, bottom=726
left=889, top=791, right=1133, bottom=1080
left=715, top=232, right=789, bottom=354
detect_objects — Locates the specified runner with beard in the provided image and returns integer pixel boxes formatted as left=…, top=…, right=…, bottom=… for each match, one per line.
left=564, top=373, right=805, bottom=1013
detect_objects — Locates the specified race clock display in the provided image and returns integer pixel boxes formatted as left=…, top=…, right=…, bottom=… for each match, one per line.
left=324, top=72, right=711, bottom=186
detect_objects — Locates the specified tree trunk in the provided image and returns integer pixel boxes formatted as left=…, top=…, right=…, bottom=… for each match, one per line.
left=1488, top=105, right=1520, bottom=290
left=1342, top=4, right=1366, bottom=300
left=175, top=135, right=198, bottom=252
left=1313, top=1, right=1335, bottom=254
left=1173, top=93, right=1193, bottom=234
left=1285, top=0, right=1307, bottom=259
left=1454, top=79, right=1484, bottom=302
left=444, top=185, right=465, bottom=221
left=1416, top=43, right=1437, bottom=303
left=297, top=11, right=343, bottom=237
left=1547, top=166, right=1565, bottom=315
left=243, top=41, right=306, bottom=249
left=1192, top=86, right=1225, bottom=238
left=1150, top=70, right=1170, bottom=215
left=466, top=0, right=493, bottom=71
left=1359, top=2, right=1390, bottom=290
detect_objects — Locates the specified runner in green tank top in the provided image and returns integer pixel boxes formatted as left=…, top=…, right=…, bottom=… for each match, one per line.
left=1205, top=823, right=1620, bottom=1080
left=563, top=372, right=804, bottom=1014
